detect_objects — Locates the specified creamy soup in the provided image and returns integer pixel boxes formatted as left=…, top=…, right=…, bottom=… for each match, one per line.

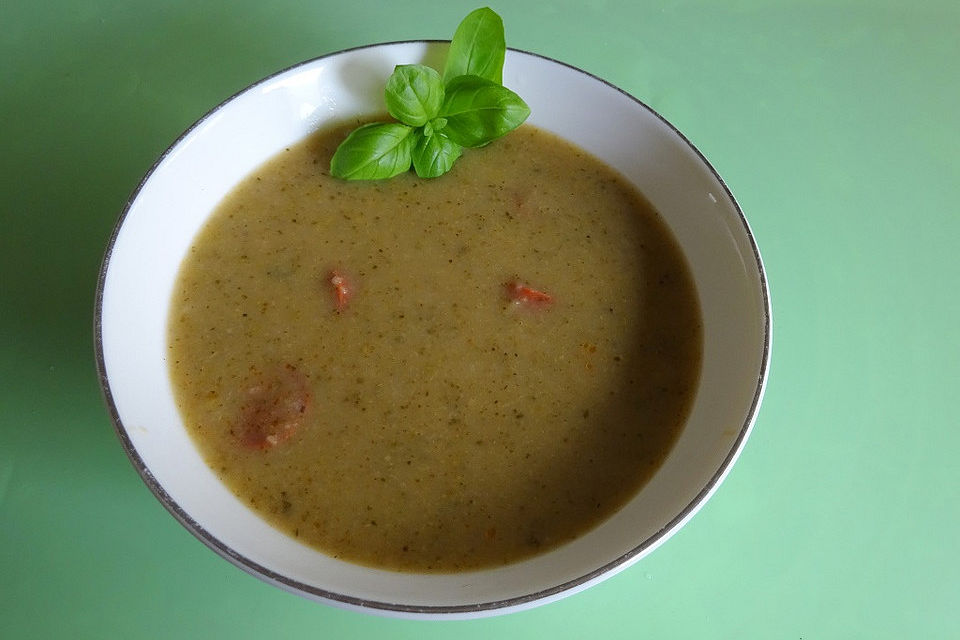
left=168, top=122, right=702, bottom=572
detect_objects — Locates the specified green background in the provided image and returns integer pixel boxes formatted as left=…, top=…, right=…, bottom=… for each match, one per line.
left=2, top=0, right=957, bottom=637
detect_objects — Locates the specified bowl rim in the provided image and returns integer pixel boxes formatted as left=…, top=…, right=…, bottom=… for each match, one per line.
left=94, top=40, right=771, bottom=617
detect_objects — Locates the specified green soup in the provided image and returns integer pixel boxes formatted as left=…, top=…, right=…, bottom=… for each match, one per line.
left=168, top=122, right=702, bottom=572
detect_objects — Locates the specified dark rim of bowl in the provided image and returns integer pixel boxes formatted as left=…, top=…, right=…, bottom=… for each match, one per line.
left=94, top=40, right=771, bottom=617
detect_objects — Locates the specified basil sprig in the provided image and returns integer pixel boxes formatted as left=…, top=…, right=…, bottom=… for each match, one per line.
left=330, top=7, right=530, bottom=180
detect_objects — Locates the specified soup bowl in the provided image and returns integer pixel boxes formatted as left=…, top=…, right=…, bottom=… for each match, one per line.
left=95, top=42, right=770, bottom=619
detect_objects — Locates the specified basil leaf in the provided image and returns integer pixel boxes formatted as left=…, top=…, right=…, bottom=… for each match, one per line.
left=411, top=129, right=463, bottom=178
left=384, top=64, right=444, bottom=127
left=329, top=122, right=415, bottom=180
left=439, top=75, right=530, bottom=148
left=422, top=117, right=448, bottom=138
left=443, top=7, right=506, bottom=84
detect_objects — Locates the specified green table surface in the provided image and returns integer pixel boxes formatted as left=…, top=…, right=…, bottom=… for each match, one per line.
left=2, top=0, right=957, bottom=637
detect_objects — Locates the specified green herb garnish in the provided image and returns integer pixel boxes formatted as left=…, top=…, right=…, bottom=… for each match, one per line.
left=330, top=7, right=530, bottom=180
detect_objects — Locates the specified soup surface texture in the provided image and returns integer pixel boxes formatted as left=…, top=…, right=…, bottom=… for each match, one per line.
left=168, top=123, right=702, bottom=572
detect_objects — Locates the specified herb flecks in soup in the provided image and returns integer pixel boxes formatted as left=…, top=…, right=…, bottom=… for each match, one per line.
left=168, top=123, right=702, bottom=572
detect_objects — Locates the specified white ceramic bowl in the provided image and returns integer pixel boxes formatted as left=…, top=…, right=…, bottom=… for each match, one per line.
left=95, top=42, right=770, bottom=619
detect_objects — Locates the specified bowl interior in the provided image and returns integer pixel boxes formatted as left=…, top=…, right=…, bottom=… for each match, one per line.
left=97, top=42, right=769, bottom=617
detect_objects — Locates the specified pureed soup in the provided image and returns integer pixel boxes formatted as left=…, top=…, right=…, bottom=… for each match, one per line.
left=168, top=122, right=702, bottom=572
